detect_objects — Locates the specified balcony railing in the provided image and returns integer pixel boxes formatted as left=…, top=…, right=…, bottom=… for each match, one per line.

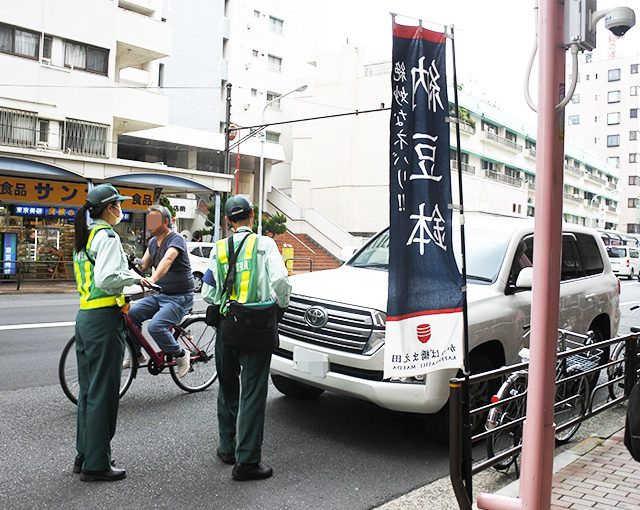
left=609, top=205, right=617, bottom=213
left=483, top=169, right=523, bottom=188
left=607, top=182, right=617, bottom=190
left=526, top=147, right=536, bottom=158
left=450, top=160, right=476, bottom=174
left=483, top=130, right=524, bottom=151
left=459, top=122, right=476, bottom=135
left=563, top=193, right=582, bottom=203
left=586, top=172, right=607, bottom=185
left=564, top=164, right=583, bottom=178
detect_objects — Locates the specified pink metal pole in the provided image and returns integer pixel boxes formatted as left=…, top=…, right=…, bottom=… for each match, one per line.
left=477, top=1, right=566, bottom=509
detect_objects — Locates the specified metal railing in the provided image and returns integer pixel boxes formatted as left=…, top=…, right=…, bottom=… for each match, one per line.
left=450, top=160, right=476, bottom=175
left=283, top=257, right=314, bottom=273
left=483, top=130, right=524, bottom=151
left=483, top=169, right=523, bottom=188
left=449, top=331, right=639, bottom=510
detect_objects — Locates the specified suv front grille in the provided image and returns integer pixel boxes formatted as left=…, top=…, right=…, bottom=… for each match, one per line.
left=279, top=295, right=379, bottom=353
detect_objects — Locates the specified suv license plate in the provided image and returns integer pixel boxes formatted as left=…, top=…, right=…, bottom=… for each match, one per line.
left=293, top=347, right=329, bottom=378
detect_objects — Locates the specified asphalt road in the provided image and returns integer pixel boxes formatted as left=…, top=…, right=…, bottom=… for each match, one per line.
left=0, top=282, right=638, bottom=510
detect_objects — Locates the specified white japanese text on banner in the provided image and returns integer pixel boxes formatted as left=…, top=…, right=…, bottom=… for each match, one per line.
left=385, top=23, right=464, bottom=379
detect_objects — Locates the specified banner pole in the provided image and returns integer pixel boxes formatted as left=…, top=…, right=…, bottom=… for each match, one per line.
left=449, top=24, right=472, bottom=502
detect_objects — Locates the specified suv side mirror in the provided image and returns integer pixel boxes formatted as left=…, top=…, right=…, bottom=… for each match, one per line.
left=340, top=246, right=358, bottom=262
left=515, top=267, right=534, bottom=289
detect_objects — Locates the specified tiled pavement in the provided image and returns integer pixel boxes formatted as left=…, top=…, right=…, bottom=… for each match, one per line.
left=551, top=431, right=640, bottom=509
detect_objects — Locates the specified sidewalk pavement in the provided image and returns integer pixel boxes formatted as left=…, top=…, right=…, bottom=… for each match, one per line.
left=377, top=411, right=637, bottom=510
left=0, top=280, right=76, bottom=294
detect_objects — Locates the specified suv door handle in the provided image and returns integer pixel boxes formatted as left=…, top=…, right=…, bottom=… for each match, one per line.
left=585, top=293, right=596, bottom=301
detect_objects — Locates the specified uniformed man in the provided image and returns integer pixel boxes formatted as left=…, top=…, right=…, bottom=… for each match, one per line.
left=202, top=195, right=291, bottom=481
left=72, top=183, right=148, bottom=482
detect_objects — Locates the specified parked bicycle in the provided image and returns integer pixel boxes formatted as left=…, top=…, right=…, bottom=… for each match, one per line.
left=58, top=283, right=217, bottom=405
left=607, top=304, right=640, bottom=401
left=485, top=329, right=601, bottom=471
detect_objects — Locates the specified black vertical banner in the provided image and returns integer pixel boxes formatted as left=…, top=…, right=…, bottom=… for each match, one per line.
left=385, top=23, right=463, bottom=378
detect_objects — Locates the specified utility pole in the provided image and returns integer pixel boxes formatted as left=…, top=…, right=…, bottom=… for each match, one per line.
left=221, top=82, right=232, bottom=238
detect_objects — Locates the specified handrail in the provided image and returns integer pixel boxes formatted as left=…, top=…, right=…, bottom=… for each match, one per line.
left=284, top=257, right=313, bottom=273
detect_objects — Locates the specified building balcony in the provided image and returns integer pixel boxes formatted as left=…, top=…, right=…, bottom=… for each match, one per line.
left=118, top=0, right=158, bottom=16
left=564, top=164, right=583, bottom=178
left=483, top=169, right=523, bottom=188
left=525, top=181, right=535, bottom=191
left=563, top=193, right=582, bottom=203
left=112, top=85, right=168, bottom=128
left=525, top=147, right=536, bottom=159
left=609, top=205, right=617, bottom=213
left=450, top=159, right=476, bottom=174
left=586, top=172, right=607, bottom=186
left=116, top=7, right=171, bottom=66
left=482, top=130, right=524, bottom=152
left=459, top=121, right=475, bottom=135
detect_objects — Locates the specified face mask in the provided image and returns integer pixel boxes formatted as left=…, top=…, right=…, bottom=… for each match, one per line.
left=110, top=204, right=124, bottom=225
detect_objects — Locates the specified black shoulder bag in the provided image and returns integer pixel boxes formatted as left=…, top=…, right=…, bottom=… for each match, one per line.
left=219, top=234, right=282, bottom=352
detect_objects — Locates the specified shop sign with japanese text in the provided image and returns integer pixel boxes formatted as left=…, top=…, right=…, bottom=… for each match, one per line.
left=0, top=176, right=152, bottom=211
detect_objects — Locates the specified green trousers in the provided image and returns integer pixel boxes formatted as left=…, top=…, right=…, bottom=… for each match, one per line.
left=75, top=307, right=125, bottom=471
left=216, top=319, right=272, bottom=465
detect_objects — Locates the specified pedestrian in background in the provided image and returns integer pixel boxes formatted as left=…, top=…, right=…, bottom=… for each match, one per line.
left=202, top=195, right=291, bottom=481
left=72, top=183, right=148, bottom=482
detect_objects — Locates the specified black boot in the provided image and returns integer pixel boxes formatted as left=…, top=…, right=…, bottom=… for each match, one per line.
left=232, top=463, right=273, bottom=481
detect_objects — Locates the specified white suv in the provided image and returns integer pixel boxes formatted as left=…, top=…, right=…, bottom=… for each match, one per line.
left=270, top=213, right=620, bottom=442
left=606, top=245, right=640, bottom=280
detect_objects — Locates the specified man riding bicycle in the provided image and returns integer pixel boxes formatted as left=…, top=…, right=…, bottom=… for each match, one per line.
left=126, top=205, right=195, bottom=377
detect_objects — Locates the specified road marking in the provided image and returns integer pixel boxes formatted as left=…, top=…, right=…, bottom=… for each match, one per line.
left=0, top=321, right=75, bottom=331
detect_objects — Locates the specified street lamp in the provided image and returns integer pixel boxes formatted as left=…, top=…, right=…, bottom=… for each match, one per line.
left=257, top=84, right=307, bottom=235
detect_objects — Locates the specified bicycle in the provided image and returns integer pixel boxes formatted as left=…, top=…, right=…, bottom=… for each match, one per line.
left=607, top=304, right=640, bottom=401
left=486, top=329, right=600, bottom=472
left=58, top=284, right=218, bottom=405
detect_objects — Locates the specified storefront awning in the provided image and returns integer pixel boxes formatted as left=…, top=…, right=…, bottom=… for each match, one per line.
left=0, top=156, right=84, bottom=181
left=108, top=172, right=214, bottom=192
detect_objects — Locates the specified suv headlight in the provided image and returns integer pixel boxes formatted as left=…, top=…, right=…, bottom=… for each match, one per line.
left=363, top=310, right=386, bottom=355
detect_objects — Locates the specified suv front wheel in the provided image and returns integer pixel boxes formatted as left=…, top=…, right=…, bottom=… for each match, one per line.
left=271, top=374, right=325, bottom=400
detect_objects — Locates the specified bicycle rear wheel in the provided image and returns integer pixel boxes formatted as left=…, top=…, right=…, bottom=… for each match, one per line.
left=59, top=335, right=136, bottom=405
left=170, top=316, right=217, bottom=392
left=607, top=341, right=625, bottom=401
left=486, top=374, right=527, bottom=471
left=554, top=372, right=588, bottom=445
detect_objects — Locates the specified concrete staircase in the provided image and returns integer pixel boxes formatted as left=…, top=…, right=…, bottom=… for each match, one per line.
left=274, top=231, right=342, bottom=274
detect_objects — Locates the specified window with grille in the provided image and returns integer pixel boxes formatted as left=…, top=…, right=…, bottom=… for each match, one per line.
left=608, top=68, right=621, bottom=81
left=607, top=134, right=620, bottom=147
left=265, top=131, right=280, bottom=143
left=64, top=119, right=108, bottom=157
left=608, top=90, right=621, bottom=103
left=0, top=106, right=37, bottom=147
left=269, top=16, right=283, bottom=34
left=266, top=91, right=281, bottom=110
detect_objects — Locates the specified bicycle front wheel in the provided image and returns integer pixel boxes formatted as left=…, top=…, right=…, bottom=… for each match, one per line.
left=59, top=335, right=136, bottom=405
left=554, top=373, right=588, bottom=445
left=486, top=374, right=527, bottom=471
left=170, top=316, right=218, bottom=392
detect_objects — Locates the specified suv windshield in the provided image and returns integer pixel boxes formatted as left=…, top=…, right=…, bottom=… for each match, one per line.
left=349, top=227, right=511, bottom=283
left=607, top=247, right=626, bottom=258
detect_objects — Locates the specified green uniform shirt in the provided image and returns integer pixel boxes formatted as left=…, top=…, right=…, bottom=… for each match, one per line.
left=201, top=227, right=291, bottom=308
left=74, top=219, right=141, bottom=298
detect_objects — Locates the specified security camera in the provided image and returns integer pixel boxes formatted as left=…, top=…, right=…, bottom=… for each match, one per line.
left=604, top=6, right=636, bottom=36
left=593, top=6, right=636, bottom=38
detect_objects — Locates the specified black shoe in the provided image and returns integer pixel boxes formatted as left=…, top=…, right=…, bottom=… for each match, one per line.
left=216, top=448, right=236, bottom=465
left=79, top=466, right=126, bottom=482
left=232, top=463, right=273, bottom=481
left=73, top=455, right=116, bottom=474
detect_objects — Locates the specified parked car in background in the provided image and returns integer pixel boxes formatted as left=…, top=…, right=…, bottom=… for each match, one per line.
left=606, top=245, right=640, bottom=280
left=187, top=242, right=215, bottom=292
left=270, top=213, right=621, bottom=444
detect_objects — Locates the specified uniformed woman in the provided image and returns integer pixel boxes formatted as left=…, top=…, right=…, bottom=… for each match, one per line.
left=72, top=183, right=148, bottom=482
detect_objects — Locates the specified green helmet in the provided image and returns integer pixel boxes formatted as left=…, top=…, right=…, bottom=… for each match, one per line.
left=86, top=184, right=132, bottom=208
left=225, top=195, right=253, bottom=219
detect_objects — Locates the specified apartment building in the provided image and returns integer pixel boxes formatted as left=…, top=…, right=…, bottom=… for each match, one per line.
left=0, top=0, right=231, bottom=271
left=565, top=25, right=640, bottom=233
left=282, top=45, right=619, bottom=237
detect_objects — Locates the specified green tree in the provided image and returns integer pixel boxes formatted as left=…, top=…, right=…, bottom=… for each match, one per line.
left=252, top=206, right=287, bottom=238
left=159, top=196, right=176, bottom=217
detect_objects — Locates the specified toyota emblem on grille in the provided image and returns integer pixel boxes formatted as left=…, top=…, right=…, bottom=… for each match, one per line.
left=304, top=306, right=329, bottom=328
